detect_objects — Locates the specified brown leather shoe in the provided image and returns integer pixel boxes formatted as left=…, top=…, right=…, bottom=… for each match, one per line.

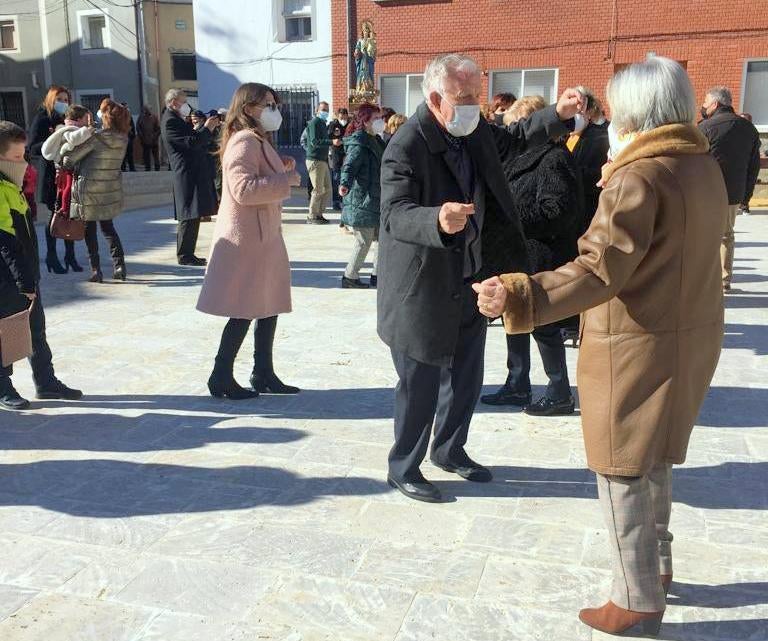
left=579, top=601, right=664, bottom=637
left=661, top=574, right=673, bottom=596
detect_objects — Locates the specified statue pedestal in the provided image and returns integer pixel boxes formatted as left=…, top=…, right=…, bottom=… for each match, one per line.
left=349, top=88, right=380, bottom=108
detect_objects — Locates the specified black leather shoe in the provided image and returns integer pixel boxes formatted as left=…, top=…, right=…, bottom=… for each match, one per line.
left=431, top=456, right=493, bottom=482
left=113, top=265, right=127, bottom=281
left=387, top=476, right=445, bottom=503
left=35, top=379, right=83, bottom=400
left=250, top=372, right=300, bottom=395
left=0, top=380, right=30, bottom=410
left=88, top=269, right=103, bottom=283
left=480, top=385, right=531, bottom=407
left=524, top=395, right=576, bottom=416
left=306, top=216, right=330, bottom=225
left=178, top=256, right=207, bottom=266
left=341, top=276, right=369, bottom=289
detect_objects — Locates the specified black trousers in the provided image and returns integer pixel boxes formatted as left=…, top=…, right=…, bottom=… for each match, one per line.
left=388, top=283, right=487, bottom=481
left=331, top=167, right=342, bottom=208
left=44, top=212, right=75, bottom=260
left=177, top=218, right=201, bottom=260
left=122, top=139, right=136, bottom=171
left=213, top=315, right=279, bottom=377
left=0, top=287, right=55, bottom=387
left=85, top=220, right=125, bottom=271
left=506, top=323, right=571, bottom=400
left=142, top=144, right=160, bottom=171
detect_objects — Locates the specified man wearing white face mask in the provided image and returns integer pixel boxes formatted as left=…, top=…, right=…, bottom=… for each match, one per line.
left=161, top=88, right=219, bottom=266
left=378, top=53, right=585, bottom=502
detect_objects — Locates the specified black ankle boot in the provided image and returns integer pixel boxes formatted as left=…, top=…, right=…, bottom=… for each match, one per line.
left=35, top=378, right=83, bottom=400
left=250, top=370, right=300, bottom=395
left=0, top=378, right=30, bottom=410
left=207, top=371, right=259, bottom=400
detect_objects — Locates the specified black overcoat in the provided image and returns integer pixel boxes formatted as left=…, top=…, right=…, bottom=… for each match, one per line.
left=160, top=109, right=215, bottom=221
left=377, top=102, right=569, bottom=366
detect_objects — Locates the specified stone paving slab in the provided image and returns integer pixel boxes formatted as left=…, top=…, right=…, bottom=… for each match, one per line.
left=0, top=202, right=766, bottom=640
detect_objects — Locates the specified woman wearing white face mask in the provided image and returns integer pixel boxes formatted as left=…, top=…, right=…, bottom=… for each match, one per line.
left=27, top=84, right=82, bottom=274
left=337, top=103, right=386, bottom=289
left=197, top=83, right=301, bottom=399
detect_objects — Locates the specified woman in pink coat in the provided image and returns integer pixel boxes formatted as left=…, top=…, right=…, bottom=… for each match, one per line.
left=197, top=83, right=301, bottom=399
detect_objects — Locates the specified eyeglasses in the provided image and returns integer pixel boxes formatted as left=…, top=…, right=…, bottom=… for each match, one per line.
left=252, top=102, right=278, bottom=112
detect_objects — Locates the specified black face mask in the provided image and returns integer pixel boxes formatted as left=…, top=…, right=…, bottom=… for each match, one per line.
left=494, top=112, right=505, bottom=126
left=700, top=107, right=710, bottom=120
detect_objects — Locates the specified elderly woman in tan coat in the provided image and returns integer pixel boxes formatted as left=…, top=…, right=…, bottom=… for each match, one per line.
left=197, top=83, right=301, bottom=399
left=474, top=57, right=725, bottom=637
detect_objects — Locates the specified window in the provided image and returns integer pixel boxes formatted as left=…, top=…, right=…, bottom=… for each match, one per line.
left=273, top=85, right=319, bottom=147
left=743, top=60, right=768, bottom=130
left=490, top=68, right=558, bottom=104
left=0, top=18, right=17, bottom=52
left=283, top=0, right=312, bottom=42
left=78, top=10, right=110, bottom=52
left=379, top=75, right=424, bottom=117
left=171, top=53, right=197, bottom=82
left=76, top=90, right=113, bottom=115
left=0, top=90, right=25, bottom=127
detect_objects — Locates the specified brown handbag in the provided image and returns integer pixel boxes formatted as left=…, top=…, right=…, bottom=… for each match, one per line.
left=50, top=211, right=86, bottom=240
left=0, top=307, right=32, bottom=367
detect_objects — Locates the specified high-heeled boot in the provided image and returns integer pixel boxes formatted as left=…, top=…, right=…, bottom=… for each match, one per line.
left=250, top=315, right=299, bottom=394
left=208, top=319, right=259, bottom=400
left=579, top=601, right=664, bottom=637
left=64, top=241, right=83, bottom=272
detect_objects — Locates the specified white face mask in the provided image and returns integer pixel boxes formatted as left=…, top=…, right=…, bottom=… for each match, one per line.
left=96, top=110, right=103, bottom=122
left=178, top=102, right=192, bottom=118
left=573, top=113, right=588, bottom=133
left=608, top=122, right=636, bottom=160
left=54, top=101, right=68, bottom=115
left=339, top=119, right=348, bottom=126
left=259, top=108, right=283, bottom=132
left=371, top=118, right=386, bottom=136
left=442, top=98, right=480, bottom=138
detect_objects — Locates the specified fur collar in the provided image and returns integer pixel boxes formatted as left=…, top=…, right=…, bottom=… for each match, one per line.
left=602, top=123, right=709, bottom=184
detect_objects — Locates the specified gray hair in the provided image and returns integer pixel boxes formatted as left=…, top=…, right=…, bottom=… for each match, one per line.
left=607, top=56, right=696, bottom=133
left=706, top=86, right=732, bottom=107
left=422, top=54, right=480, bottom=99
left=164, top=88, right=186, bottom=107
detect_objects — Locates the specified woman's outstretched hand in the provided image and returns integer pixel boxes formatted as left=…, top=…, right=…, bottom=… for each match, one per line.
left=472, top=276, right=507, bottom=318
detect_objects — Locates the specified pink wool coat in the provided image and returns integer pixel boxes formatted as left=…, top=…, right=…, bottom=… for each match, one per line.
left=197, top=130, right=292, bottom=320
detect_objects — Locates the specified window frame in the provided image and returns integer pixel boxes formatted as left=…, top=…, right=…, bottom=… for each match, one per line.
left=488, top=67, right=560, bottom=104
left=74, top=88, right=114, bottom=115
left=0, top=86, right=28, bottom=127
left=378, top=73, right=425, bottom=117
left=740, top=57, right=768, bottom=133
left=0, top=15, right=20, bottom=54
left=278, top=0, right=315, bottom=43
left=77, top=9, right=111, bottom=55
left=170, top=52, right=197, bottom=82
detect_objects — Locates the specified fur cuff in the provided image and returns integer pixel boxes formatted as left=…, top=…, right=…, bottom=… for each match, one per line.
left=499, top=273, right=535, bottom=335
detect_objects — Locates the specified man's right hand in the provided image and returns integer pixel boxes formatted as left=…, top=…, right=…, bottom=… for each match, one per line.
left=438, top=202, right=474, bottom=234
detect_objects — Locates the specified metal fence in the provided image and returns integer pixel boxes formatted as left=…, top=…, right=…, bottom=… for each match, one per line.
left=273, top=85, right=319, bottom=148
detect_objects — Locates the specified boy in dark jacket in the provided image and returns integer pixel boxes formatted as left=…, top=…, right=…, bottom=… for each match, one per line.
left=0, top=121, right=82, bottom=410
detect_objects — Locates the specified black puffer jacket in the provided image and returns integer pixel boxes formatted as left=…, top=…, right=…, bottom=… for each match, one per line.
left=570, top=121, right=609, bottom=233
left=699, top=106, right=761, bottom=205
left=503, top=140, right=582, bottom=272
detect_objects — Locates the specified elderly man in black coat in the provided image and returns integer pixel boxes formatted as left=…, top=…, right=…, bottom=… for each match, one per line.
left=161, top=89, right=219, bottom=266
left=378, top=53, right=584, bottom=502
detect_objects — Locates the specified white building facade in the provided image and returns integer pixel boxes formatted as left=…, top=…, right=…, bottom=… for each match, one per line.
left=193, top=0, right=333, bottom=145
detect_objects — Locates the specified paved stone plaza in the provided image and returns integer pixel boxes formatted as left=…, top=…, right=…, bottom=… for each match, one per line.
left=0, top=200, right=766, bottom=640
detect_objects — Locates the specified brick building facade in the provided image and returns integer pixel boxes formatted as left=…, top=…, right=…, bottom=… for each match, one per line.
left=330, top=0, right=768, bottom=132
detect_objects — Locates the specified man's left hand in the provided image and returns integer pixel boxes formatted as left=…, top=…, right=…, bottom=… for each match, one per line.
left=556, top=88, right=585, bottom=121
left=472, top=276, right=507, bottom=318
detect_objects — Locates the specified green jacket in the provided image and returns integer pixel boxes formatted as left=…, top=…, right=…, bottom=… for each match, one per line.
left=0, top=172, right=38, bottom=296
left=305, top=116, right=332, bottom=161
left=340, top=130, right=385, bottom=229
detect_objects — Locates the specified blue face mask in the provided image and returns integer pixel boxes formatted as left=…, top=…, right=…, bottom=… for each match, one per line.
left=318, top=111, right=329, bottom=121
left=54, top=101, right=68, bottom=115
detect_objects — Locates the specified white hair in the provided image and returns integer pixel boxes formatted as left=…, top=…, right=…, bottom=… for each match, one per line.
left=607, top=56, right=696, bottom=133
left=164, top=88, right=186, bottom=107
left=706, top=86, right=732, bottom=107
left=421, top=54, right=481, bottom=100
